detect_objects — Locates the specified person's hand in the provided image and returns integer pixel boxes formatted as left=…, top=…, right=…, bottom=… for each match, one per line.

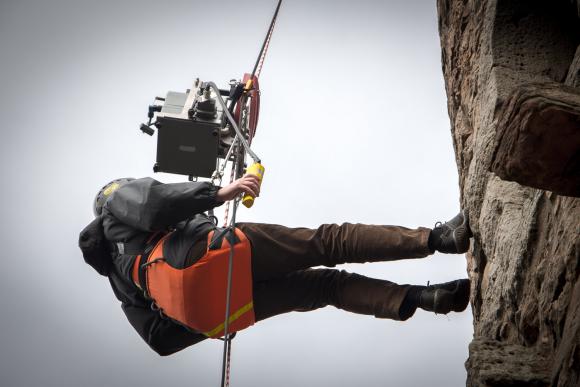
left=216, top=174, right=261, bottom=202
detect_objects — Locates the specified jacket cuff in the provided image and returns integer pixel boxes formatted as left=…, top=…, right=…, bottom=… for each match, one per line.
left=208, top=183, right=224, bottom=207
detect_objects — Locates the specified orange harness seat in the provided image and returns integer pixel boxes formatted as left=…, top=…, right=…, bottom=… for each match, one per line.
left=132, top=228, right=255, bottom=338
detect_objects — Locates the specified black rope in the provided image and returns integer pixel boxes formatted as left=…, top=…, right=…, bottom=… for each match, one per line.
left=250, top=0, right=283, bottom=79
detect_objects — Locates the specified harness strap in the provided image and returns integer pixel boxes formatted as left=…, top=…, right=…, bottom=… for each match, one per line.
left=133, top=232, right=167, bottom=296
left=209, top=227, right=240, bottom=251
left=110, top=240, right=147, bottom=256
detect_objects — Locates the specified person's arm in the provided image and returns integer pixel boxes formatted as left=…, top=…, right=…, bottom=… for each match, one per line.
left=122, top=303, right=207, bottom=356
left=105, top=176, right=261, bottom=232
left=104, top=177, right=223, bottom=231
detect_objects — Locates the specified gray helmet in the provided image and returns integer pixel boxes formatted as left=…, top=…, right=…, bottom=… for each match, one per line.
left=93, top=178, right=135, bottom=216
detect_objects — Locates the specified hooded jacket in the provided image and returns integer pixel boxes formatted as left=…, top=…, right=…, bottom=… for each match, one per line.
left=100, top=177, right=224, bottom=355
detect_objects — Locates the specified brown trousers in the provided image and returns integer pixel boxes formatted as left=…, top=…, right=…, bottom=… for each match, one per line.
left=236, top=222, right=432, bottom=322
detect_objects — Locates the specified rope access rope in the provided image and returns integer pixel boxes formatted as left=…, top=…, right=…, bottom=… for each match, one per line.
left=217, top=2, right=282, bottom=385
left=251, top=0, right=282, bottom=79
left=254, top=8, right=278, bottom=79
left=220, top=197, right=240, bottom=387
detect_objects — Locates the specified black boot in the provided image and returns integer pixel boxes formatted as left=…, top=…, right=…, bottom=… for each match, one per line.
left=428, top=210, right=472, bottom=254
left=418, top=279, right=470, bottom=314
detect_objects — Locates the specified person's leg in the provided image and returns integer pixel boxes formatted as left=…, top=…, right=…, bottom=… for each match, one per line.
left=252, top=268, right=418, bottom=322
left=238, top=222, right=431, bottom=281
left=252, top=269, right=471, bottom=322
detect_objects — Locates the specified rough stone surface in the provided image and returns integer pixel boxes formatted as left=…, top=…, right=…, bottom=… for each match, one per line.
left=436, top=0, right=580, bottom=386
left=491, top=82, right=580, bottom=197
left=467, top=339, right=551, bottom=386
left=566, top=46, right=580, bottom=88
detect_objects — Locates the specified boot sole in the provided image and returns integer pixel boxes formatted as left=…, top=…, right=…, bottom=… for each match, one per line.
left=452, top=211, right=472, bottom=254
left=451, top=278, right=470, bottom=312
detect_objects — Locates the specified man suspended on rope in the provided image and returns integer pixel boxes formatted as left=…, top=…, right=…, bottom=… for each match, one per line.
left=79, top=175, right=472, bottom=356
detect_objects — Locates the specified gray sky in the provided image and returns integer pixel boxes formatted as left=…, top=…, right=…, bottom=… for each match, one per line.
left=0, top=1, right=472, bottom=386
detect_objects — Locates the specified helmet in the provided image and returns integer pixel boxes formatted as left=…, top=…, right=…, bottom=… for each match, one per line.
left=93, top=178, right=135, bottom=216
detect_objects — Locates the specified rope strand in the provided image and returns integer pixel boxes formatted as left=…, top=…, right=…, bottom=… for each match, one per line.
left=255, top=16, right=277, bottom=78
left=219, top=2, right=282, bottom=385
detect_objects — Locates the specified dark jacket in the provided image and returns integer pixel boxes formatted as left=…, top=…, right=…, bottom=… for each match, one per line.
left=101, top=177, right=223, bottom=355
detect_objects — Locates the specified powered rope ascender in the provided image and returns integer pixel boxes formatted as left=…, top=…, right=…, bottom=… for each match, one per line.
left=138, top=1, right=283, bottom=386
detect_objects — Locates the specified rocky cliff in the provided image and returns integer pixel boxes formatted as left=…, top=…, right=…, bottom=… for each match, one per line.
left=436, top=1, right=580, bottom=385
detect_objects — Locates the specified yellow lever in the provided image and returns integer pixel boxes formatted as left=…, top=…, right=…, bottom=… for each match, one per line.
left=242, top=162, right=265, bottom=208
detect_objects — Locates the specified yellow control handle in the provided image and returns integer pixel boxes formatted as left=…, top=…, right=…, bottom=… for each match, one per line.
left=242, top=162, right=265, bottom=208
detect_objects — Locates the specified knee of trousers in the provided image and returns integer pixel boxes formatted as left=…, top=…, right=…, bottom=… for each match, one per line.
left=334, top=272, right=412, bottom=321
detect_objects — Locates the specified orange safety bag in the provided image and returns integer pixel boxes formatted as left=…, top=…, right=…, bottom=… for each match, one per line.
left=134, top=228, right=256, bottom=338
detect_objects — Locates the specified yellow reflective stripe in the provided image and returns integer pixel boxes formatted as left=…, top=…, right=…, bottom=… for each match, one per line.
left=204, top=301, right=254, bottom=338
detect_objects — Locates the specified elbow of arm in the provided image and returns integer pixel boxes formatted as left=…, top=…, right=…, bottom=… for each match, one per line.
left=150, top=344, right=178, bottom=357
left=148, top=335, right=180, bottom=356
left=147, top=324, right=205, bottom=356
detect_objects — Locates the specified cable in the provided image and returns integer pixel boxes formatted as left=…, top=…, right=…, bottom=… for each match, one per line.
left=207, top=82, right=261, bottom=163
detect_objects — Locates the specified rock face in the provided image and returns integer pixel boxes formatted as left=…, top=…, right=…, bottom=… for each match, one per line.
left=491, top=82, right=580, bottom=197
left=436, top=1, right=580, bottom=386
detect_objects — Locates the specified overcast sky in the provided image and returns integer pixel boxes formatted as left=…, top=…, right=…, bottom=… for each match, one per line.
left=0, top=1, right=472, bottom=386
